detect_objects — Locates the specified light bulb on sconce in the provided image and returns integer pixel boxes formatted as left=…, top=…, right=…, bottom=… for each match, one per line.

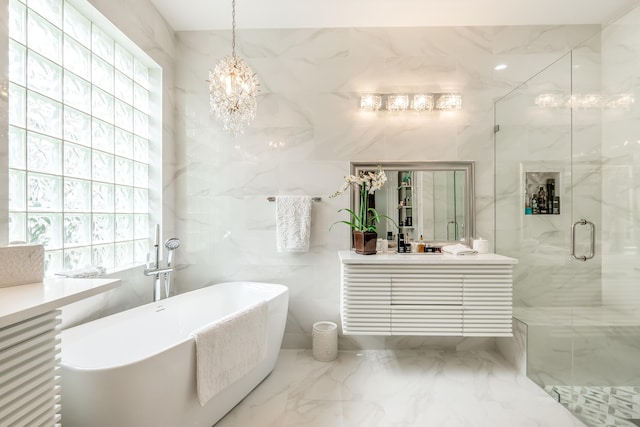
left=411, top=94, right=434, bottom=111
left=386, top=94, right=409, bottom=111
left=360, top=93, right=382, bottom=111
left=435, top=93, right=462, bottom=111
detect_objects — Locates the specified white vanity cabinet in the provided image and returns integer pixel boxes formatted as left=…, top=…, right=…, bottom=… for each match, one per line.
left=339, top=251, right=517, bottom=337
left=0, top=278, right=119, bottom=426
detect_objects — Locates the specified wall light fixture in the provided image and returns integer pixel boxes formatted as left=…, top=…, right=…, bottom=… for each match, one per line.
left=360, top=93, right=462, bottom=112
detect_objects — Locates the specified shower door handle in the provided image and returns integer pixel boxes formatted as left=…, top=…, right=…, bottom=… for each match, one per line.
left=571, top=219, right=595, bottom=261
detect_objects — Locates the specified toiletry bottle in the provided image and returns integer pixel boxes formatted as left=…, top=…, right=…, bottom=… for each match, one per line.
left=417, top=235, right=425, bottom=253
left=531, top=193, right=538, bottom=214
left=398, top=233, right=406, bottom=253
left=525, top=189, right=532, bottom=215
left=546, top=179, right=555, bottom=213
left=537, top=186, right=547, bottom=214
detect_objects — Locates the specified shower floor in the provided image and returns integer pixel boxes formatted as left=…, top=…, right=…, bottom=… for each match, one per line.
left=545, top=385, right=640, bottom=427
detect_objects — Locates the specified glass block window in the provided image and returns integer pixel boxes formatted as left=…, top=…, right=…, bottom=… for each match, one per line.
left=8, top=0, right=155, bottom=276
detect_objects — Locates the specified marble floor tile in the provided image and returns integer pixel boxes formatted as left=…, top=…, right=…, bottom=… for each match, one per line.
left=545, top=385, right=640, bottom=427
left=215, top=349, right=586, bottom=427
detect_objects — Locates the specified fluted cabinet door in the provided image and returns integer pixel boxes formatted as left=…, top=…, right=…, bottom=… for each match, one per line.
left=462, top=265, right=513, bottom=336
left=341, top=262, right=513, bottom=337
left=341, top=263, right=391, bottom=334
left=0, top=310, right=61, bottom=426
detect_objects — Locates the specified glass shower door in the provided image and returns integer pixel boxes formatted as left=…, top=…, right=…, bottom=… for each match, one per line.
left=496, top=8, right=640, bottom=424
left=495, top=51, right=576, bottom=387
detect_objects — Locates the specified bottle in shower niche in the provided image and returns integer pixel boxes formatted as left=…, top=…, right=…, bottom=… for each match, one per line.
left=537, top=186, right=548, bottom=214
left=531, top=193, right=539, bottom=214
left=546, top=179, right=556, bottom=214
left=553, top=196, right=560, bottom=214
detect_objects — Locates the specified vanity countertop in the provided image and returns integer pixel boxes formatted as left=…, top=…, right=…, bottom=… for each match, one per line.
left=0, top=277, right=120, bottom=328
left=338, top=250, right=518, bottom=264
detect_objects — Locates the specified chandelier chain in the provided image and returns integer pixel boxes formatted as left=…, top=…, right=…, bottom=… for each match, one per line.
left=231, top=0, right=236, bottom=56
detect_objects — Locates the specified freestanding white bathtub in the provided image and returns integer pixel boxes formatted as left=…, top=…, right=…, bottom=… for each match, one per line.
left=61, top=281, right=289, bottom=427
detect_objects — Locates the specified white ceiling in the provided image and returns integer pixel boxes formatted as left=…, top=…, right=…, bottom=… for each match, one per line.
left=149, top=0, right=640, bottom=32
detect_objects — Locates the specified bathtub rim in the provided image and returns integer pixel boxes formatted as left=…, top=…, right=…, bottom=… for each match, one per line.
left=61, top=281, right=289, bottom=371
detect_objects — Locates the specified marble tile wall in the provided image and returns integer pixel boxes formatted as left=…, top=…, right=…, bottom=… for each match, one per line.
left=600, top=5, right=640, bottom=308
left=173, top=25, right=599, bottom=348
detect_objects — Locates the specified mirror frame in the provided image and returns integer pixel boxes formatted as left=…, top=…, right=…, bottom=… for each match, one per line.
left=350, top=161, right=475, bottom=244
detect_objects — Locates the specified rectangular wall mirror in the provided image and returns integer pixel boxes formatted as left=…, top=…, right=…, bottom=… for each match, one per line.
left=351, top=161, right=475, bottom=244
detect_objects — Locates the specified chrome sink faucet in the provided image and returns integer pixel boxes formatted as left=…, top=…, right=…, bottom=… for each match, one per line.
left=144, top=224, right=181, bottom=301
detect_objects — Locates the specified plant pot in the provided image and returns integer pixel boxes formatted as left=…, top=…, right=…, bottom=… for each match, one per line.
left=353, top=230, right=377, bottom=255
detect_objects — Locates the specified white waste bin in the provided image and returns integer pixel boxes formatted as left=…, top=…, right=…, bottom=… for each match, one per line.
left=312, top=321, right=338, bottom=362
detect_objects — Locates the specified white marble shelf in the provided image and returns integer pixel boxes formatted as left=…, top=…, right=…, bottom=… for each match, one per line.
left=339, top=250, right=518, bottom=265
left=0, top=278, right=121, bottom=328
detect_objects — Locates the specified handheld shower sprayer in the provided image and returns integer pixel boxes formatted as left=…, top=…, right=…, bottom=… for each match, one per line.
left=165, top=238, right=181, bottom=266
left=163, top=238, right=181, bottom=298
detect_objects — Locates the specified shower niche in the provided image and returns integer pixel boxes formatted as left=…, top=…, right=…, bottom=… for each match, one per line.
left=524, top=171, right=560, bottom=215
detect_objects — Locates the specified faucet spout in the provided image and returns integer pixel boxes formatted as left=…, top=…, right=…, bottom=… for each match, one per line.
left=144, top=266, right=174, bottom=276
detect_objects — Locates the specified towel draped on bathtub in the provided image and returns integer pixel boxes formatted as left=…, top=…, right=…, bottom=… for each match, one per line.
left=190, top=301, right=268, bottom=406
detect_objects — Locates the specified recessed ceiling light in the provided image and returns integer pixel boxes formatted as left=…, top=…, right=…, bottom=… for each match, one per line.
left=494, top=64, right=508, bottom=71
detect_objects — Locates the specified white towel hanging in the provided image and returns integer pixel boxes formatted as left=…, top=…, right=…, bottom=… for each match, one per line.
left=275, top=195, right=312, bottom=253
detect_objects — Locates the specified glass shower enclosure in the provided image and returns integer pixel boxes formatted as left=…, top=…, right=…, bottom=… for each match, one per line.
left=495, top=6, right=640, bottom=426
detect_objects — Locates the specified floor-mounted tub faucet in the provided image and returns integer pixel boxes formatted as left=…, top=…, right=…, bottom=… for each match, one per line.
left=144, top=225, right=181, bottom=301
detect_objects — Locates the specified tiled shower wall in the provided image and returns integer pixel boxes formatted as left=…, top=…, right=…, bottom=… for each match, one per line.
left=173, top=25, right=600, bottom=348
left=496, top=5, right=640, bottom=387
left=601, top=6, right=640, bottom=308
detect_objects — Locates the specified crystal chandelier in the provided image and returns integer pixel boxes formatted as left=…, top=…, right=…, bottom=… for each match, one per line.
left=208, top=0, right=259, bottom=135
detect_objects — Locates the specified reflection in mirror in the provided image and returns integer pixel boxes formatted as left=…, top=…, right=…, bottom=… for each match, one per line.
left=351, top=162, right=475, bottom=244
